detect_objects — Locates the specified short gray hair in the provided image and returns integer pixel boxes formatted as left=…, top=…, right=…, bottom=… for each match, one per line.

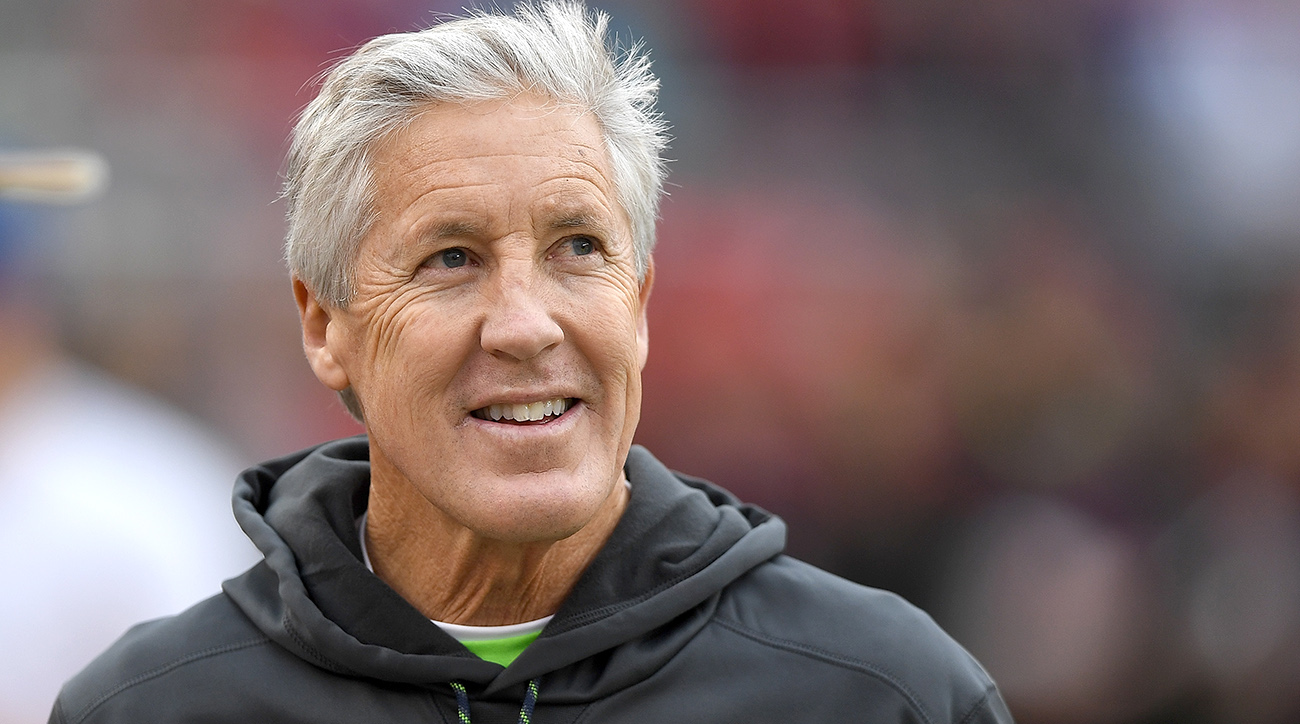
left=283, top=0, right=668, bottom=309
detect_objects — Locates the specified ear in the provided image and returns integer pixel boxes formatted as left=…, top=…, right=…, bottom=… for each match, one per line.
left=293, top=277, right=352, bottom=392
left=636, top=258, right=654, bottom=370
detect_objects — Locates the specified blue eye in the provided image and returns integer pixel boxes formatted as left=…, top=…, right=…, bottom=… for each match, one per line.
left=437, top=248, right=469, bottom=268
left=569, top=237, right=595, bottom=256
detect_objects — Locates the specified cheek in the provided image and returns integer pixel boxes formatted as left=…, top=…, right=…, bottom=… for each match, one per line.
left=352, top=299, right=471, bottom=409
left=565, top=293, right=646, bottom=421
left=573, top=303, right=642, bottom=373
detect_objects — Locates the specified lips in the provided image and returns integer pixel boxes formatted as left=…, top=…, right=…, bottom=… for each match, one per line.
left=471, top=397, right=574, bottom=423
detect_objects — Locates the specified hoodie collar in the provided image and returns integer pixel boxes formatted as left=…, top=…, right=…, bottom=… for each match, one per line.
left=225, top=437, right=786, bottom=697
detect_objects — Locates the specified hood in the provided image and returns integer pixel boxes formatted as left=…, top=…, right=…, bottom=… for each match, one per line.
left=223, top=437, right=786, bottom=701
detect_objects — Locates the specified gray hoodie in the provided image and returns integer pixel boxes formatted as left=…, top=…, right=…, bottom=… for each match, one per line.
left=52, top=438, right=1012, bottom=724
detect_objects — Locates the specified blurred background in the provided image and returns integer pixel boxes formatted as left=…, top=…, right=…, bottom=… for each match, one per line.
left=2, top=0, right=1299, bottom=722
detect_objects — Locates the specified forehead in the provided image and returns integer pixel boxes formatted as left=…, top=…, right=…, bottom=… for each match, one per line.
left=367, top=95, right=617, bottom=217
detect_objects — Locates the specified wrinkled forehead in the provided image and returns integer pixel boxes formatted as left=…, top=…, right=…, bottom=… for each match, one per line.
left=365, top=95, right=628, bottom=235
left=373, top=96, right=611, bottom=178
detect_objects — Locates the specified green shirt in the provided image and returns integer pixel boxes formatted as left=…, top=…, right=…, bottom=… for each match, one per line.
left=460, top=630, right=543, bottom=667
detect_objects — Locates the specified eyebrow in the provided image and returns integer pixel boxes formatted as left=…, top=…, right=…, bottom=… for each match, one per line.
left=544, top=211, right=613, bottom=236
left=426, top=219, right=484, bottom=240
left=417, top=210, right=614, bottom=243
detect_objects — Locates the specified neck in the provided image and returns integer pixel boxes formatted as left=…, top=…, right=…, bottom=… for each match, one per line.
left=364, top=461, right=629, bottom=626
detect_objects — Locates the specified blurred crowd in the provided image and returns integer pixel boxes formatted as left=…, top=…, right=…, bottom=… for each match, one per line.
left=2, top=1, right=1298, bottom=723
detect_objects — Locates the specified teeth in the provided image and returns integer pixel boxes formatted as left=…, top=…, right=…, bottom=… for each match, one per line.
left=477, top=398, right=570, bottom=422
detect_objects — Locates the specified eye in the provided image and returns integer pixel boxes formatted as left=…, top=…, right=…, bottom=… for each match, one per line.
left=564, top=236, right=597, bottom=257
left=429, top=247, right=471, bottom=268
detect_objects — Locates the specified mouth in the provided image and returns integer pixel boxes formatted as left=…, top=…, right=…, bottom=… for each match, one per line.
left=470, top=397, right=575, bottom=425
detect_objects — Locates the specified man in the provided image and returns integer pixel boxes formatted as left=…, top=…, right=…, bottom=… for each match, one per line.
left=53, top=4, right=1012, bottom=722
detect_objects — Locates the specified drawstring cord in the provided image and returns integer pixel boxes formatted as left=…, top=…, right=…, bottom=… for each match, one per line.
left=450, top=678, right=541, bottom=724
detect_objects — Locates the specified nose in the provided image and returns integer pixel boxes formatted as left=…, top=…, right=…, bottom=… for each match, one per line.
left=479, top=268, right=564, bottom=361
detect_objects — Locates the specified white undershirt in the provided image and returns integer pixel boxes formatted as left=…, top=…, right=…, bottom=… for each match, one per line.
left=356, top=511, right=553, bottom=639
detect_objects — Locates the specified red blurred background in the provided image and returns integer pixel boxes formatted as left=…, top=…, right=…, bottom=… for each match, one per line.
left=3, top=1, right=1299, bottom=722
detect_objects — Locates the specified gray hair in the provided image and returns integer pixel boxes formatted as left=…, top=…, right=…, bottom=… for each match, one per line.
left=284, top=0, right=668, bottom=308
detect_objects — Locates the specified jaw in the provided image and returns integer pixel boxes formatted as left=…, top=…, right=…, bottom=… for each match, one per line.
left=365, top=399, right=624, bottom=543
left=360, top=357, right=643, bottom=545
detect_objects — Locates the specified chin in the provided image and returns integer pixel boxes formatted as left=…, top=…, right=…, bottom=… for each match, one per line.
left=455, top=466, right=617, bottom=544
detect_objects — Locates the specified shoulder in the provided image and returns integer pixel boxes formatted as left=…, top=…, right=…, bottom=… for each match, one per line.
left=712, top=555, right=1009, bottom=724
left=51, top=593, right=275, bottom=724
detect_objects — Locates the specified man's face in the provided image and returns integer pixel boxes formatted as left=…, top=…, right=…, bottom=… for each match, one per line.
left=303, top=95, right=651, bottom=543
